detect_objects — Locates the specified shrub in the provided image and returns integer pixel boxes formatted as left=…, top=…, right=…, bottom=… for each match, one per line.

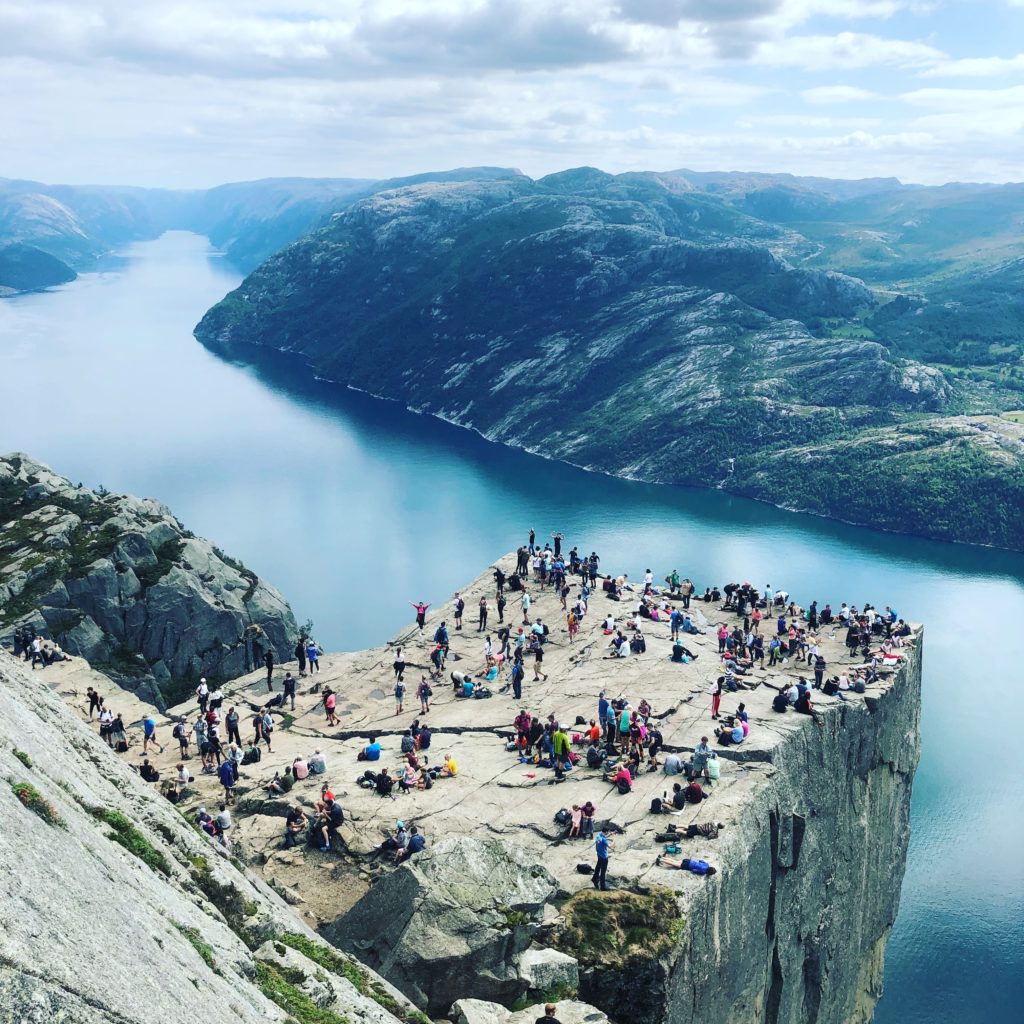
left=13, top=749, right=32, bottom=768
left=11, top=782, right=64, bottom=827
left=254, top=961, right=351, bottom=1024
left=175, top=923, right=217, bottom=972
left=91, top=807, right=171, bottom=876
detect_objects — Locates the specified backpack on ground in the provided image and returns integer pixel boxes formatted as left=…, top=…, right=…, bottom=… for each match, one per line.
left=649, top=797, right=663, bottom=814
left=554, top=808, right=572, bottom=826
left=576, top=863, right=593, bottom=874
left=616, top=777, right=631, bottom=795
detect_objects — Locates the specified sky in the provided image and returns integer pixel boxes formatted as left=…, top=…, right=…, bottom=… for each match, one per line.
left=1, top=0, right=1022, bottom=188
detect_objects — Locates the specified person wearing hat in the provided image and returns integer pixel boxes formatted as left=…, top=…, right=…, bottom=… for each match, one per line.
left=376, top=821, right=408, bottom=857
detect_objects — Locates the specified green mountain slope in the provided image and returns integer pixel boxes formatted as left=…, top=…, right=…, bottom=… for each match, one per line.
left=194, top=171, right=1024, bottom=550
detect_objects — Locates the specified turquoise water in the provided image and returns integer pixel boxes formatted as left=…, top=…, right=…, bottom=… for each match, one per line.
left=0, top=232, right=1020, bottom=1022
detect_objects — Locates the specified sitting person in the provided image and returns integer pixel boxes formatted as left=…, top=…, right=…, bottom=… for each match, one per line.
left=714, top=720, right=744, bottom=746
left=308, top=748, right=327, bottom=774
left=397, top=825, right=426, bottom=863
left=241, top=741, right=262, bottom=765
left=161, top=782, right=181, bottom=804
left=439, top=753, right=458, bottom=777
left=604, top=631, right=629, bottom=659
left=670, top=782, right=686, bottom=809
left=586, top=743, right=606, bottom=769
left=292, top=756, right=310, bottom=781
left=684, top=780, right=709, bottom=803
left=605, top=762, right=632, bottom=793
left=377, top=821, right=408, bottom=856
left=375, top=770, right=395, bottom=797
left=417, top=725, right=432, bottom=750
left=137, top=759, right=160, bottom=783
left=317, top=798, right=345, bottom=852
left=360, top=736, right=382, bottom=761
left=267, top=767, right=294, bottom=795
left=655, top=855, right=718, bottom=875
left=283, top=805, right=307, bottom=848
left=662, top=752, right=684, bottom=775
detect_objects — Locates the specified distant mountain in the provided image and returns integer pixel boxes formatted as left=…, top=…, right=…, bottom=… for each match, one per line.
left=194, top=170, right=1024, bottom=550
left=0, top=243, right=76, bottom=294
left=0, top=167, right=525, bottom=275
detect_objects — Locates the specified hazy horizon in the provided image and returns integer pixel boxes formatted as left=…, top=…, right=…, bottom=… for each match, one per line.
left=2, top=1, right=1022, bottom=189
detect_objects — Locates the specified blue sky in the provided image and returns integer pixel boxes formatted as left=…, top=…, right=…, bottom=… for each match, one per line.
left=1, top=0, right=1021, bottom=187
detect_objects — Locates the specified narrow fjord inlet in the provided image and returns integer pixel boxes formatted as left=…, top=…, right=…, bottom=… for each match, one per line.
left=1, top=233, right=1021, bottom=1023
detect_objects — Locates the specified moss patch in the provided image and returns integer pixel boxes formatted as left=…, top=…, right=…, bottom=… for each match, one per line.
left=11, top=781, right=64, bottom=827
left=13, top=749, right=32, bottom=768
left=553, top=888, right=683, bottom=967
left=190, top=858, right=257, bottom=943
left=254, top=961, right=350, bottom=1024
left=175, top=923, right=219, bottom=973
left=91, top=807, right=171, bottom=876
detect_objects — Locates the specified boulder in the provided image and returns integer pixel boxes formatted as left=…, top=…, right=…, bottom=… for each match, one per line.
left=517, top=946, right=579, bottom=999
left=328, top=836, right=558, bottom=1014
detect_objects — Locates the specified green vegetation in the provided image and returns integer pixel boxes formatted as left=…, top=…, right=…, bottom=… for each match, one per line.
left=254, top=961, right=351, bottom=1024
left=11, top=781, right=64, bottom=827
left=91, top=807, right=171, bottom=876
left=135, top=537, right=185, bottom=588
left=276, top=934, right=431, bottom=1023
left=13, top=748, right=32, bottom=768
left=175, top=923, right=218, bottom=972
left=189, top=856, right=257, bottom=940
left=553, top=888, right=683, bottom=967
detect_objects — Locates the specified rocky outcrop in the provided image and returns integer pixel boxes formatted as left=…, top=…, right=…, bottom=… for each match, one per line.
left=453, top=999, right=611, bottom=1024
left=0, top=454, right=296, bottom=707
left=330, top=836, right=561, bottom=1015
left=0, top=647, right=423, bottom=1024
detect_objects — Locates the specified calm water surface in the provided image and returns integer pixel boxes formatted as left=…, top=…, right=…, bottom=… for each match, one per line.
left=0, top=232, right=1020, bottom=1023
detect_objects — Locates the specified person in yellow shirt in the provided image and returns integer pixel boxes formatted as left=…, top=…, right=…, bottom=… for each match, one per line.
left=441, top=753, right=458, bottom=777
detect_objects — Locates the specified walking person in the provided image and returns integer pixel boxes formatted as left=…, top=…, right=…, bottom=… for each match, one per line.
left=533, top=641, right=548, bottom=682
left=173, top=716, right=191, bottom=758
left=592, top=831, right=612, bottom=891
left=496, top=592, right=506, bottom=624
left=87, top=687, right=103, bottom=719
left=417, top=675, right=431, bottom=714
left=453, top=593, right=465, bottom=631
left=196, top=678, right=209, bottom=714
left=264, top=649, right=274, bottom=691
left=260, top=709, right=274, bottom=753
left=394, top=676, right=406, bottom=715
left=393, top=648, right=406, bottom=683
left=323, top=687, right=338, bottom=726
left=410, top=601, right=430, bottom=631
left=142, top=715, right=164, bottom=755
left=521, top=590, right=531, bottom=625
left=511, top=659, right=525, bottom=701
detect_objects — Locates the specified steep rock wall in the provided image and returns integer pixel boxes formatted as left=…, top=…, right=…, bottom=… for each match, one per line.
left=582, top=634, right=922, bottom=1024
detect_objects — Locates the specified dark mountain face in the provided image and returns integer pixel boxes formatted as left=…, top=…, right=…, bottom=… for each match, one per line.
left=0, top=244, right=76, bottom=293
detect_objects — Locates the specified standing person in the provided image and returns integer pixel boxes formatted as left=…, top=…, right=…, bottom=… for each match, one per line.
left=282, top=672, right=297, bottom=710
left=142, top=715, right=164, bottom=755
left=307, top=638, right=321, bottom=674
left=496, top=592, right=506, bottom=624
left=393, top=648, right=406, bottom=684
left=261, top=709, right=274, bottom=753
left=710, top=677, right=723, bottom=720
left=323, top=687, right=339, bottom=726
left=478, top=596, right=489, bottom=632
left=536, top=1004, right=562, bottom=1024
left=173, top=716, right=191, bottom=758
left=410, top=601, right=430, bottom=631
left=567, top=609, right=579, bottom=643
left=417, top=675, right=431, bottom=714
left=511, top=659, right=525, bottom=700
left=225, top=706, right=241, bottom=747
left=394, top=675, right=406, bottom=715
left=196, top=678, right=209, bottom=714
left=251, top=708, right=264, bottom=747
left=593, top=831, right=612, bottom=891
left=453, top=593, right=465, bottom=631
left=264, top=649, right=274, bottom=691
left=494, top=567, right=506, bottom=596
left=295, top=638, right=307, bottom=677
left=219, top=758, right=236, bottom=804
left=529, top=528, right=536, bottom=553
left=521, top=590, right=531, bottom=625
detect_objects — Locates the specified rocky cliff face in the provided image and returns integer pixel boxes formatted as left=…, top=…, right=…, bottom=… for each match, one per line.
left=0, top=242, right=77, bottom=294
left=0, top=647, right=430, bottom=1024
left=193, top=173, right=1024, bottom=550
left=0, top=454, right=296, bottom=707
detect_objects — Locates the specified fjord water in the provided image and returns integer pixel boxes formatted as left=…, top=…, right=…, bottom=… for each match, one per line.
left=0, top=232, right=1020, bottom=1022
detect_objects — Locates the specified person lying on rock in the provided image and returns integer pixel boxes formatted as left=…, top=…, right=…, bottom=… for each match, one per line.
left=656, top=854, right=718, bottom=875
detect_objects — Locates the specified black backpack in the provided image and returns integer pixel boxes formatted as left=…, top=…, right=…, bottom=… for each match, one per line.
left=649, top=797, right=663, bottom=814
left=616, top=777, right=631, bottom=795
left=554, top=807, right=572, bottom=826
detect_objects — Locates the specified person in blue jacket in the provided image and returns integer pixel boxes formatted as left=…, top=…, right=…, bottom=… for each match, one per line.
left=656, top=855, right=718, bottom=875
